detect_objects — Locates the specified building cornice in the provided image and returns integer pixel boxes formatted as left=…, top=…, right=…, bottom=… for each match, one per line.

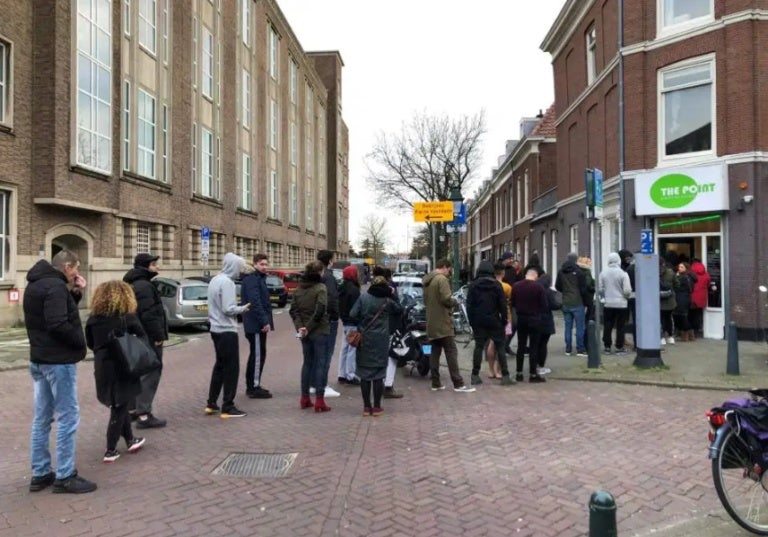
left=540, top=0, right=596, bottom=57
left=34, top=198, right=117, bottom=215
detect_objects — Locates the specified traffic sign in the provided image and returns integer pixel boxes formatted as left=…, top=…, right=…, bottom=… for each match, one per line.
left=446, top=224, right=467, bottom=233
left=201, top=226, right=210, bottom=241
left=452, top=204, right=467, bottom=225
left=413, top=201, right=454, bottom=223
left=640, top=229, right=653, bottom=254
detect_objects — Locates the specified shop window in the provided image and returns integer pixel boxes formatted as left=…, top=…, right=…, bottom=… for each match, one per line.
left=0, top=190, right=10, bottom=279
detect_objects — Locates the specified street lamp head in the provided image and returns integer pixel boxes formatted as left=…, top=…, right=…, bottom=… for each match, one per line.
left=449, top=184, right=463, bottom=202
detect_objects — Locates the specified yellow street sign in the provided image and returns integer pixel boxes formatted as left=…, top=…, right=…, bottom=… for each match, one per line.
left=413, top=201, right=454, bottom=223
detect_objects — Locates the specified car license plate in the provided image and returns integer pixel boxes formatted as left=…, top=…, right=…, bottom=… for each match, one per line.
left=195, top=304, right=208, bottom=312
left=421, top=344, right=432, bottom=355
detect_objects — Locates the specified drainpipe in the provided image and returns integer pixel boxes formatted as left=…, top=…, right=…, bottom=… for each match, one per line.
left=618, top=0, right=626, bottom=249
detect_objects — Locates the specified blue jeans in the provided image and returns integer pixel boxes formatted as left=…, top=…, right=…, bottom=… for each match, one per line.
left=301, top=335, right=328, bottom=396
left=338, top=324, right=358, bottom=381
left=318, top=320, right=338, bottom=387
left=29, top=363, right=80, bottom=480
left=562, top=305, right=586, bottom=352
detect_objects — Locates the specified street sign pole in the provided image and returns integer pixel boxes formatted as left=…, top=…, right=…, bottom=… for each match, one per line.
left=201, top=226, right=211, bottom=277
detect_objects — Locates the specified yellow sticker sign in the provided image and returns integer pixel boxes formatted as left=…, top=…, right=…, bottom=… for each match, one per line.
left=413, top=201, right=454, bottom=223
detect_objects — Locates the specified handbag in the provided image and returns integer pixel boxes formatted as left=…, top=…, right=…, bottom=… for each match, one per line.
left=109, top=318, right=161, bottom=379
left=346, top=300, right=388, bottom=348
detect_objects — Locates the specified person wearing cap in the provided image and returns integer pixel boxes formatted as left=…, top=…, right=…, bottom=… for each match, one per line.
left=499, top=252, right=520, bottom=287
left=123, top=252, right=168, bottom=428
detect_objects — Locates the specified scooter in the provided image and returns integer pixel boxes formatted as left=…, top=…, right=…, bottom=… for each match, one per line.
left=390, top=301, right=430, bottom=376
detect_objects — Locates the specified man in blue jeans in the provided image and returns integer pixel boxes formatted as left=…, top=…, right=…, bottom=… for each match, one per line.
left=23, top=250, right=97, bottom=494
left=555, top=252, right=590, bottom=357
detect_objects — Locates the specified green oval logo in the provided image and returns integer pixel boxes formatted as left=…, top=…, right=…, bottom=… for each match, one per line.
left=650, top=173, right=698, bottom=209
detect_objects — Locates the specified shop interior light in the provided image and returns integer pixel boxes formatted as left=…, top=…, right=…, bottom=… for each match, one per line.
left=658, top=215, right=721, bottom=229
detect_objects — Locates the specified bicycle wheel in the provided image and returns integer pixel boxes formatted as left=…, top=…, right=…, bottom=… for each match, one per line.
left=712, top=426, right=768, bottom=535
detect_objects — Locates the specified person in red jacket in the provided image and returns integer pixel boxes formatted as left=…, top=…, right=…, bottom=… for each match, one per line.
left=689, top=259, right=711, bottom=339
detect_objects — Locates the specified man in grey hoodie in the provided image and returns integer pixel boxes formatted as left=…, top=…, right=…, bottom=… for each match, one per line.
left=205, top=253, right=251, bottom=418
left=598, top=252, right=632, bottom=354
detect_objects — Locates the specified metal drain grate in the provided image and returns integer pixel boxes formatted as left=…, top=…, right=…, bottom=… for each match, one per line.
left=211, top=452, right=298, bottom=478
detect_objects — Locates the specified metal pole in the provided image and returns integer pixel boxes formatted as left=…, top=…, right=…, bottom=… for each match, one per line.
left=727, top=321, right=740, bottom=375
left=431, top=223, right=437, bottom=271
left=452, top=229, right=460, bottom=291
left=618, top=0, right=626, bottom=250
left=589, top=490, right=617, bottom=537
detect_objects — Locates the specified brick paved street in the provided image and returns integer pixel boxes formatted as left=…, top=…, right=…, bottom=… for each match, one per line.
left=0, top=309, right=753, bottom=536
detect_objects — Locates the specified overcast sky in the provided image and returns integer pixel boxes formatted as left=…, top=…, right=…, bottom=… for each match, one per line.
left=278, top=0, right=565, bottom=254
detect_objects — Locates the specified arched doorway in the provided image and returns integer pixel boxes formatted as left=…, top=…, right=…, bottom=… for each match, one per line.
left=46, top=225, right=93, bottom=308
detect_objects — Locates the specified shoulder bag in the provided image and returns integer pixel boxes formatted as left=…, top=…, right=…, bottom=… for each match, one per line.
left=346, top=299, right=388, bottom=348
left=109, top=317, right=161, bottom=379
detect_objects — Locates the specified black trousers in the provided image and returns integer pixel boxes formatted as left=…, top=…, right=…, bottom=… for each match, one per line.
left=208, top=332, right=240, bottom=411
left=244, top=331, right=268, bottom=390
left=661, top=310, right=674, bottom=338
left=472, top=332, right=509, bottom=377
left=515, top=315, right=542, bottom=377
left=538, top=334, right=551, bottom=367
left=603, top=307, right=628, bottom=349
left=106, top=404, right=133, bottom=451
left=628, top=298, right=637, bottom=346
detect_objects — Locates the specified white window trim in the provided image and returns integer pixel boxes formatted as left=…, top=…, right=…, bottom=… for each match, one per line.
left=138, top=0, right=156, bottom=56
left=124, top=0, right=131, bottom=36
left=290, top=60, right=297, bottom=104
left=290, top=180, right=298, bottom=225
left=269, top=27, right=278, bottom=80
left=656, top=53, right=716, bottom=167
left=192, top=17, right=197, bottom=89
left=270, top=98, right=278, bottom=149
left=524, top=170, right=529, bottom=217
left=201, top=26, right=214, bottom=100
left=122, top=80, right=130, bottom=171
left=570, top=225, right=579, bottom=254
left=161, top=103, right=168, bottom=182
left=201, top=127, right=213, bottom=197
left=241, top=153, right=252, bottom=210
left=0, top=187, right=14, bottom=281
left=290, top=122, right=297, bottom=165
left=191, top=121, right=197, bottom=188
left=242, top=69, right=250, bottom=129
left=241, top=0, right=251, bottom=47
left=270, top=169, right=279, bottom=219
left=657, top=0, right=714, bottom=37
left=586, top=24, right=597, bottom=86
left=0, top=38, right=13, bottom=127
left=136, top=222, right=151, bottom=254
left=137, top=88, right=156, bottom=179
left=161, top=0, right=169, bottom=64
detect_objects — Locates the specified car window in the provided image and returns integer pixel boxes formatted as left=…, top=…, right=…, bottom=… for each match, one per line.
left=155, top=282, right=177, bottom=298
left=265, top=276, right=282, bottom=286
left=283, top=273, right=300, bottom=283
left=182, top=285, right=208, bottom=301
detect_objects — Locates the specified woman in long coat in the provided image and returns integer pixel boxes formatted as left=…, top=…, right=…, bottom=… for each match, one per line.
left=86, top=280, right=148, bottom=463
left=350, top=276, right=402, bottom=416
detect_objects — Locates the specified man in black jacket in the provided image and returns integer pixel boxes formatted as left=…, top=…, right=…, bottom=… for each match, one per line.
left=123, top=253, right=168, bottom=428
left=240, top=253, right=274, bottom=398
left=24, top=250, right=97, bottom=494
left=555, top=252, right=590, bottom=356
left=466, top=261, right=514, bottom=387
left=313, top=250, right=341, bottom=397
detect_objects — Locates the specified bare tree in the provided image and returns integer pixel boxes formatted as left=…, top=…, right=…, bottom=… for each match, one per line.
left=365, top=110, right=486, bottom=211
left=358, top=216, right=389, bottom=265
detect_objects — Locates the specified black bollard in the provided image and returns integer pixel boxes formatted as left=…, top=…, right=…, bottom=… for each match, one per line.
left=589, top=490, right=617, bottom=537
left=726, top=321, right=739, bottom=375
left=587, top=320, right=600, bottom=368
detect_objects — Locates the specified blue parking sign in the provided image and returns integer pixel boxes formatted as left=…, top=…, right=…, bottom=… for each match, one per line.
left=201, top=226, right=210, bottom=241
left=640, top=229, right=653, bottom=254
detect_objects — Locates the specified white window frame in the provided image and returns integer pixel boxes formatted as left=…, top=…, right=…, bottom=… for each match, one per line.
left=270, top=169, right=279, bottom=219
left=161, top=104, right=168, bottom=182
left=161, top=0, right=169, bottom=64
left=0, top=189, right=11, bottom=280
left=305, top=175, right=313, bottom=231
left=138, top=0, right=156, bottom=55
left=241, top=153, right=252, bottom=210
left=569, top=225, right=579, bottom=254
left=269, top=26, right=278, bottom=80
left=201, top=26, right=214, bottom=100
left=122, top=80, right=130, bottom=171
left=586, top=24, right=597, bottom=85
left=75, top=0, right=112, bottom=174
left=137, top=89, right=156, bottom=179
left=550, top=229, right=558, bottom=278
left=124, top=0, right=130, bottom=36
left=657, top=0, right=714, bottom=36
left=192, top=17, right=197, bottom=89
left=541, top=231, right=548, bottom=277
left=524, top=170, right=529, bottom=217
left=136, top=223, right=151, bottom=254
left=657, top=54, right=716, bottom=166
left=290, top=122, right=297, bottom=165
left=241, top=0, right=251, bottom=47
left=270, top=98, right=278, bottom=149
left=241, top=69, right=250, bottom=129
left=290, top=180, right=298, bottom=225
left=201, top=127, right=213, bottom=197
left=516, top=180, right=521, bottom=221
left=290, top=60, right=298, bottom=104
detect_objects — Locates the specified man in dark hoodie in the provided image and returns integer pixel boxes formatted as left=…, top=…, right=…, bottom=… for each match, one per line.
left=24, top=250, right=97, bottom=494
left=313, top=250, right=341, bottom=397
left=240, top=253, right=274, bottom=399
left=555, top=252, right=589, bottom=356
left=123, top=253, right=168, bottom=428
left=466, top=261, right=514, bottom=386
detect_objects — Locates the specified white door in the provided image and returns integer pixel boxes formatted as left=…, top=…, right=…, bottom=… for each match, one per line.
left=703, top=235, right=724, bottom=339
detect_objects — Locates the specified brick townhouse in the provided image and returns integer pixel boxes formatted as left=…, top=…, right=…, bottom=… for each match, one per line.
left=0, top=0, right=349, bottom=325
left=462, top=108, right=557, bottom=278
left=541, top=0, right=768, bottom=339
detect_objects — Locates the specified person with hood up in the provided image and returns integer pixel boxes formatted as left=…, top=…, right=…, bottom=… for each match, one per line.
left=290, top=261, right=331, bottom=412
left=555, top=253, right=589, bottom=356
left=204, top=253, right=251, bottom=418
left=659, top=258, right=677, bottom=345
left=350, top=276, right=402, bottom=416
left=599, top=252, right=633, bottom=354
left=673, top=262, right=697, bottom=341
left=466, top=261, right=514, bottom=386
left=422, top=259, right=474, bottom=393
left=86, top=281, right=147, bottom=463
left=618, top=249, right=636, bottom=347
left=689, top=259, right=710, bottom=339
left=337, top=265, right=361, bottom=385
left=122, top=253, right=168, bottom=429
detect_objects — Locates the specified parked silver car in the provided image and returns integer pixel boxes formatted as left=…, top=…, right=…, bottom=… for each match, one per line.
left=153, top=277, right=211, bottom=329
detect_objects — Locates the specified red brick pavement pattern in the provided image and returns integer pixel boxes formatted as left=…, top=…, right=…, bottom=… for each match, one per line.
left=0, top=311, right=730, bottom=536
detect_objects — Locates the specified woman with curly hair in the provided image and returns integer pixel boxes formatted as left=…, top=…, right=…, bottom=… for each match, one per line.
left=86, top=280, right=148, bottom=463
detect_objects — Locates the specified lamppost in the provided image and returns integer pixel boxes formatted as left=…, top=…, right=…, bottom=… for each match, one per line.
left=448, top=183, right=463, bottom=291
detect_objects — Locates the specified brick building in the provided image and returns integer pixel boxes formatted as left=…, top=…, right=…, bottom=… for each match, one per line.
left=0, top=0, right=349, bottom=325
left=541, top=0, right=768, bottom=339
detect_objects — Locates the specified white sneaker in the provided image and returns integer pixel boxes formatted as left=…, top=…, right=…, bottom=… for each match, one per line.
left=536, top=367, right=552, bottom=376
left=309, top=387, right=316, bottom=394
left=453, top=385, right=476, bottom=393
left=660, top=338, right=667, bottom=346
left=324, top=386, right=341, bottom=397
left=668, top=336, right=676, bottom=345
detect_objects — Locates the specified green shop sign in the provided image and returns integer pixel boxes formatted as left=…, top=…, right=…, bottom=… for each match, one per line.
left=649, top=173, right=717, bottom=209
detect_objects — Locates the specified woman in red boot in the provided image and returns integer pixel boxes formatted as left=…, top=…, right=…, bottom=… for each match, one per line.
left=350, top=276, right=402, bottom=416
left=289, top=261, right=331, bottom=412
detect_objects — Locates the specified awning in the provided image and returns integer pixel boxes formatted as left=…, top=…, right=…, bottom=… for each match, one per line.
left=530, top=207, right=558, bottom=223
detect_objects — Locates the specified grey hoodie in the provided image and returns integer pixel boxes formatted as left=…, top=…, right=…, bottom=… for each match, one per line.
left=208, top=253, right=250, bottom=333
left=598, top=252, right=632, bottom=309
